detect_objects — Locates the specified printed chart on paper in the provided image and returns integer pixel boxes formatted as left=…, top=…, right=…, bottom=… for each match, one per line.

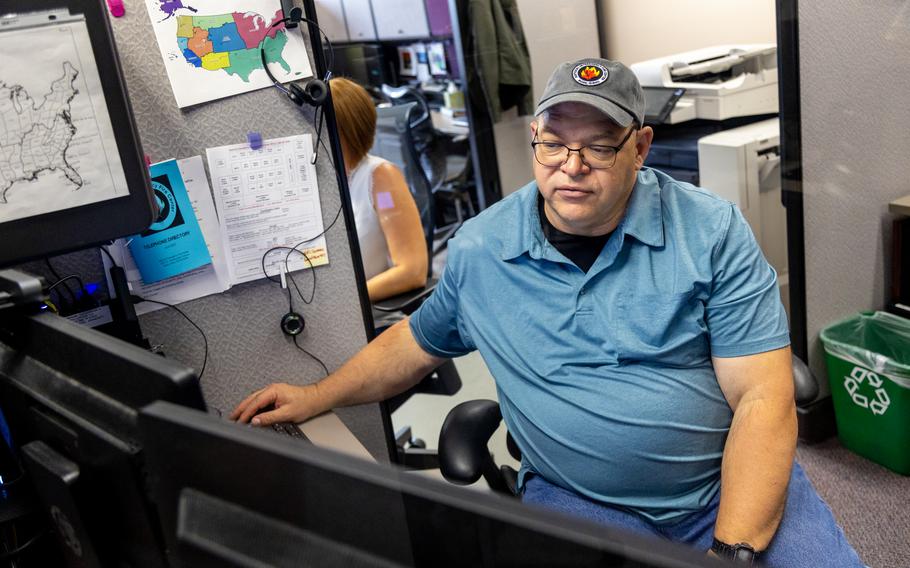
left=207, top=134, right=328, bottom=285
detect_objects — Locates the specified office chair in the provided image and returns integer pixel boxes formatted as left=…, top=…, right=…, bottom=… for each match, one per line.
left=370, top=102, right=463, bottom=469
left=432, top=152, right=476, bottom=252
left=371, top=102, right=436, bottom=262
left=379, top=85, right=443, bottom=189
left=438, top=354, right=820, bottom=496
left=380, top=85, right=476, bottom=253
left=379, top=86, right=433, bottom=140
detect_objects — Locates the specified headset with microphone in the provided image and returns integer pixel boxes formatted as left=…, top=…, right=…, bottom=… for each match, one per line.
left=259, top=6, right=333, bottom=108
left=258, top=7, right=335, bottom=374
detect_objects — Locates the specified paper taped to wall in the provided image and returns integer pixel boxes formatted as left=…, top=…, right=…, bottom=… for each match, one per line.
left=206, top=133, right=328, bottom=285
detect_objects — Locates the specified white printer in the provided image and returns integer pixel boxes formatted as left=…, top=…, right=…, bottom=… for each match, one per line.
left=697, top=119, right=788, bottom=315
left=632, top=46, right=788, bottom=315
left=632, top=44, right=778, bottom=124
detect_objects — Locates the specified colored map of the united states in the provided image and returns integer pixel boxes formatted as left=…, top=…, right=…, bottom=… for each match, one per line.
left=176, top=10, right=289, bottom=82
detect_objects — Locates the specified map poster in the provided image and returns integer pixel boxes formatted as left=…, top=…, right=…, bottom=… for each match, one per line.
left=0, top=14, right=129, bottom=224
left=145, top=0, right=315, bottom=108
left=128, top=159, right=212, bottom=283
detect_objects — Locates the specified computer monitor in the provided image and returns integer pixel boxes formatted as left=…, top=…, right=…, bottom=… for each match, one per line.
left=139, top=401, right=718, bottom=568
left=330, top=43, right=389, bottom=90
left=0, top=309, right=206, bottom=567
left=0, top=0, right=155, bottom=268
left=643, top=86, right=686, bottom=125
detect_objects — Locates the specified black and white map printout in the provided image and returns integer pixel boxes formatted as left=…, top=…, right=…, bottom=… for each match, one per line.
left=0, top=12, right=128, bottom=223
left=206, top=134, right=329, bottom=285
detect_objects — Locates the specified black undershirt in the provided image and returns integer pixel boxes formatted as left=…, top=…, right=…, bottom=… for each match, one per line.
left=538, top=196, right=612, bottom=273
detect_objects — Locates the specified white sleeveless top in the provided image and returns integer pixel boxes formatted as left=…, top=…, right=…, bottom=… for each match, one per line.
left=348, top=155, right=392, bottom=280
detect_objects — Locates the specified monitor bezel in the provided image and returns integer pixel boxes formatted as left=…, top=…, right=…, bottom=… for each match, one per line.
left=0, top=309, right=206, bottom=565
left=0, top=0, right=155, bottom=268
left=139, top=401, right=719, bottom=568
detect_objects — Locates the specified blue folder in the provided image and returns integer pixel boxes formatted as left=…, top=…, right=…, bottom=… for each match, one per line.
left=129, top=159, right=212, bottom=283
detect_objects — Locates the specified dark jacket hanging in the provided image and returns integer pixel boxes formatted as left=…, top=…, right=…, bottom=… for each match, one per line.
left=467, top=0, right=534, bottom=122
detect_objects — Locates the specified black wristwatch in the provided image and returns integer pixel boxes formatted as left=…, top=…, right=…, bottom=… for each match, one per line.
left=711, top=538, right=760, bottom=564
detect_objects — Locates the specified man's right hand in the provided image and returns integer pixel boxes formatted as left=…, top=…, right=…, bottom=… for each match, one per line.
left=229, top=382, right=320, bottom=426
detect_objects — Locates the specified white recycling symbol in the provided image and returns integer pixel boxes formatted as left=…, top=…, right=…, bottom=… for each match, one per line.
left=843, top=366, right=890, bottom=416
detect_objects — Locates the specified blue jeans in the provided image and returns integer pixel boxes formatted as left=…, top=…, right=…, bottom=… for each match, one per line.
left=522, top=462, right=864, bottom=567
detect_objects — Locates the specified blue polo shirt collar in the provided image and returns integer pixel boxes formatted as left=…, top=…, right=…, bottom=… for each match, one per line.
left=621, top=169, right=665, bottom=248
left=500, top=169, right=665, bottom=262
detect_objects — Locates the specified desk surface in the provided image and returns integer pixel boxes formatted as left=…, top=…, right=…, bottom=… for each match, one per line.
left=431, top=109, right=470, bottom=138
left=890, top=194, right=910, bottom=216
left=298, top=411, right=374, bottom=461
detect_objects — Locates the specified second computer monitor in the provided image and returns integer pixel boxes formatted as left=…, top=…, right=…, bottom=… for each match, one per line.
left=0, top=310, right=206, bottom=567
left=139, top=401, right=717, bottom=568
left=330, top=43, right=389, bottom=89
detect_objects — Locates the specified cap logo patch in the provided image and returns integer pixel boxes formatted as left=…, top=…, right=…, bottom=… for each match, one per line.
left=573, top=63, right=608, bottom=86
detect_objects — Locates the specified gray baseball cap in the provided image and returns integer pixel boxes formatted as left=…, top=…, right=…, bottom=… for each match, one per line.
left=535, top=58, right=644, bottom=127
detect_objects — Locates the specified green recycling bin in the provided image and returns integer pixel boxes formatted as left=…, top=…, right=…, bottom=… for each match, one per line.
left=820, top=311, right=910, bottom=475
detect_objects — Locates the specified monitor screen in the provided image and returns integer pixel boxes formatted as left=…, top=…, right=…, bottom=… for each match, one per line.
left=427, top=42, right=448, bottom=77
left=0, top=1, right=155, bottom=268
left=330, top=43, right=388, bottom=89
left=139, top=401, right=718, bottom=568
left=0, top=310, right=205, bottom=566
left=643, top=87, right=686, bottom=125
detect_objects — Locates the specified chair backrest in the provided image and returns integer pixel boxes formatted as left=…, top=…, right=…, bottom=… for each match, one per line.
left=381, top=84, right=431, bottom=128
left=371, top=103, right=435, bottom=272
left=380, top=85, right=448, bottom=192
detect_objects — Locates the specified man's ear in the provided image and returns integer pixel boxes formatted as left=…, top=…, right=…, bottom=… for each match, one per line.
left=634, top=126, right=654, bottom=169
left=530, top=119, right=539, bottom=138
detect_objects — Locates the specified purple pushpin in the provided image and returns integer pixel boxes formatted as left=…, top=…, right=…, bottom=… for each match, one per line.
left=248, top=132, right=263, bottom=150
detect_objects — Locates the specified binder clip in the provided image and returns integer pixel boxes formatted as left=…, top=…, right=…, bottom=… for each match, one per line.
left=248, top=132, right=263, bottom=150
left=107, top=0, right=125, bottom=17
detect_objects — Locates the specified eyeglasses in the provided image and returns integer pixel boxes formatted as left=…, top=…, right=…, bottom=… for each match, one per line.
left=531, top=127, right=636, bottom=169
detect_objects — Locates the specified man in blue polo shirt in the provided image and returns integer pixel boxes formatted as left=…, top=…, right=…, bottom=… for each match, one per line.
left=233, top=58, right=863, bottom=566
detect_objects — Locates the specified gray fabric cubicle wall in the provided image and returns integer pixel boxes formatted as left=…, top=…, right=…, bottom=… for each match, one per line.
left=96, top=0, right=389, bottom=459
left=799, top=0, right=910, bottom=394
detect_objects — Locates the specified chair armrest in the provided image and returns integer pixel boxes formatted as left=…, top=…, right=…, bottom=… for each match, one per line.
left=439, top=400, right=502, bottom=485
left=372, top=278, right=438, bottom=314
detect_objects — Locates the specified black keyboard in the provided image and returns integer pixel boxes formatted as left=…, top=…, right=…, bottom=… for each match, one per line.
left=271, top=421, right=310, bottom=442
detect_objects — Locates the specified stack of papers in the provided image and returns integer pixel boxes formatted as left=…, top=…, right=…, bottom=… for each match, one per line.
left=103, top=156, right=231, bottom=314
left=102, top=134, right=329, bottom=314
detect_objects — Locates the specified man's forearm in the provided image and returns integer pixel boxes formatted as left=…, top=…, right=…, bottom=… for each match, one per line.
left=231, top=318, right=445, bottom=425
left=714, top=396, right=797, bottom=551
left=312, top=317, right=445, bottom=412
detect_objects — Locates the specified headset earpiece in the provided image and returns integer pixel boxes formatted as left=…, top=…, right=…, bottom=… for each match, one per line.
left=284, top=80, right=327, bottom=108
left=261, top=12, right=331, bottom=109
left=280, top=312, right=305, bottom=336
left=303, top=79, right=328, bottom=107
left=286, top=83, right=306, bottom=106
